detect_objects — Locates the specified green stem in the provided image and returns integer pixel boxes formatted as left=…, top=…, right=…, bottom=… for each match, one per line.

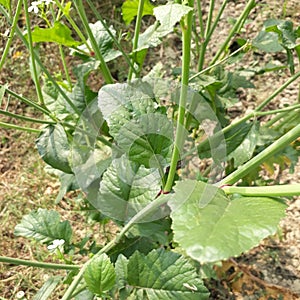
left=86, top=0, right=137, bottom=75
left=0, top=109, right=56, bottom=124
left=54, top=0, right=92, bottom=52
left=62, top=194, right=169, bottom=300
left=1, top=85, right=55, bottom=119
left=73, top=0, right=114, bottom=84
left=256, top=70, right=300, bottom=111
left=128, top=0, right=145, bottom=81
left=219, top=123, right=300, bottom=185
left=0, top=0, right=22, bottom=70
left=0, top=256, right=79, bottom=271
left=222, top=184, right=300, bottom=197
left=0, top=121, right=41, bottom=133
left=204, top=0, right=215, bottom=41
left=210, top=0, right=255, bottom=65
left=164, top=1, right=194, bottom=193
left=23, top=0, right=45, bottom=107
left=198, top=0, right=229, bottom=71
left=59, top=45, right=72, bottom=89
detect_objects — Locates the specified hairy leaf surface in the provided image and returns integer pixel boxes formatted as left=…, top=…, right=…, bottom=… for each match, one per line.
left=116, top=249, right=209, bottom=299
left=84, top=254, right=116, bottom=296
left=14, top=209, right=72, bottom=244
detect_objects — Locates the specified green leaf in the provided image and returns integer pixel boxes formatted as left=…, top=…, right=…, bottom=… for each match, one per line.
left=137, top=4, right=193, bottom=51
left=169, top=180, right=287, bottom=263
left=84, top=254, right=116, bottom=296
left=93, top=155, right=161, bottom=221
left=0, top=0, right=10, bottom=11
left=122, top=0, right=154, bottom=25
left=33, top=276, right=62, bottom=300
left=123, top=249, right=209, bottom=299
left=227, top=121, right=259, bottom=167
left=36, top=124, right=72, bottom=174
left=0, top=83, right=8, bottom=106
left=266, top=20, right=298, bottom=49
left=75, top=21, right=121, bottom=62
left=14, top=208, right=72, bottom=244
left=28, top=22, right=80, bottom=47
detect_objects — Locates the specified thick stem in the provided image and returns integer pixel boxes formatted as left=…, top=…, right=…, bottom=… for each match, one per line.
left=219, top=123, right=300, bottom=185
left=222, top=184, right=300, bottom=197
left=128, top=0, right=145, bottom=81
left=164, top=1, right=194, bottom=193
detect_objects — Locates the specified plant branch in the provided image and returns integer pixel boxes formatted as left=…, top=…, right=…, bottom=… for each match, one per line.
left=219, top=123, right=300, bottom=185
left=222, top=184, right=300, bottom=197
left=164, top=0, right=194, bottom=192
left=128, top=0, right=145, bottom=81
left=73, top=0, right=114, bottom=84
left=0, top=256, right=80, bottom=271
left=0, top=121, right=41, bottom=133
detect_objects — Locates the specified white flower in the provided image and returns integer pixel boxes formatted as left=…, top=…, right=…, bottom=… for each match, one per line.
left=16, top=291, right=26, bottom=299
left=28, top=1, right=42, bottom=14
left=47, top=239, right=65, bottom=250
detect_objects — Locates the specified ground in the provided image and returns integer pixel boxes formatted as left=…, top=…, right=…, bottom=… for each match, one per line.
left=0, top=0, right=300, bottom=299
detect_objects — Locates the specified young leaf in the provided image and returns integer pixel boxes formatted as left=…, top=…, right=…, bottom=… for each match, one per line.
left=0, top=0, right=10, bottom=11
left=227, top=121, right=259, bottom=167
left=123, top=249, right=209, bottom=299
left=33, top=276, right=62, bottom=300
left=122, top=0, right=154, bottom=25
left=27, top=22, right=81, bottom=47
left=137, top=4, right=193, bottom=51
left=93, top=155, right=161, bottom=221
left=168, top=180, right=287, bottom=263
left=14, top=208, right=72, bottom=244
left=84, top=254, right=116, bottom=296
left=74, top=21, right=121, bottom=62
left=36, top=124, right=72, bottom=174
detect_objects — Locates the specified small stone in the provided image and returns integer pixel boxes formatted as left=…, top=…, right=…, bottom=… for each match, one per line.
left=292, top=279, right=300, bottom=293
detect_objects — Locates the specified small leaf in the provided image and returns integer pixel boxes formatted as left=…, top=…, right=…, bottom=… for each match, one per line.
left=14, top=208, right=72, bottom=244
left=33, top=276, right=62, bottom=300
left=75, top=21, right=121, bottom=62
left=169, top=180, right=287, bottom=263
left=124, top=249, right=209, bottom=299
left=122, top=0, right=154, bottom=25
left=84, top=254, right=116, bottom=296
left=137, top=4, right=193, bottom=51
left=28, top=22, right=80, bottom=47
left=36, top=124, right=72, bottom=174
left=0, top=0, right=10, bottom=11
left=227, top=121, right=259, bottom=167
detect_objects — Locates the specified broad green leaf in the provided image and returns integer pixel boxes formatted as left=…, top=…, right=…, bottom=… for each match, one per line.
left=33, top=276, right=62, bottom=300
left=0, top=0, right=10, bottom=11
left=75, top=289, right=94, bottom=300
left=253, top=19, right=284, bottom=52
left=84, top=254, right=116, bottom=296
left=137, top=4, right=193, bottom=51
left=36, top=124, right=72, bottom=173
left=94, top=155, right=161, bottom=221
left=14, top=208, right=72, bottom=244
left=75, top=21, right=121, bottom=62
left=169, top=180, right=287, bottom=263
left=116, top=113, right=173, bottom=168
left=28, top=22, right=80, bottom=47
left=227, top=121, right=259, bottom=167
left=98, top=81, right=156, bottom=137
left=123, top=249, right=209, bottom=299
left=266, top=20, right=298, bottom=49
left=122, top=0, right=154, bottom=25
